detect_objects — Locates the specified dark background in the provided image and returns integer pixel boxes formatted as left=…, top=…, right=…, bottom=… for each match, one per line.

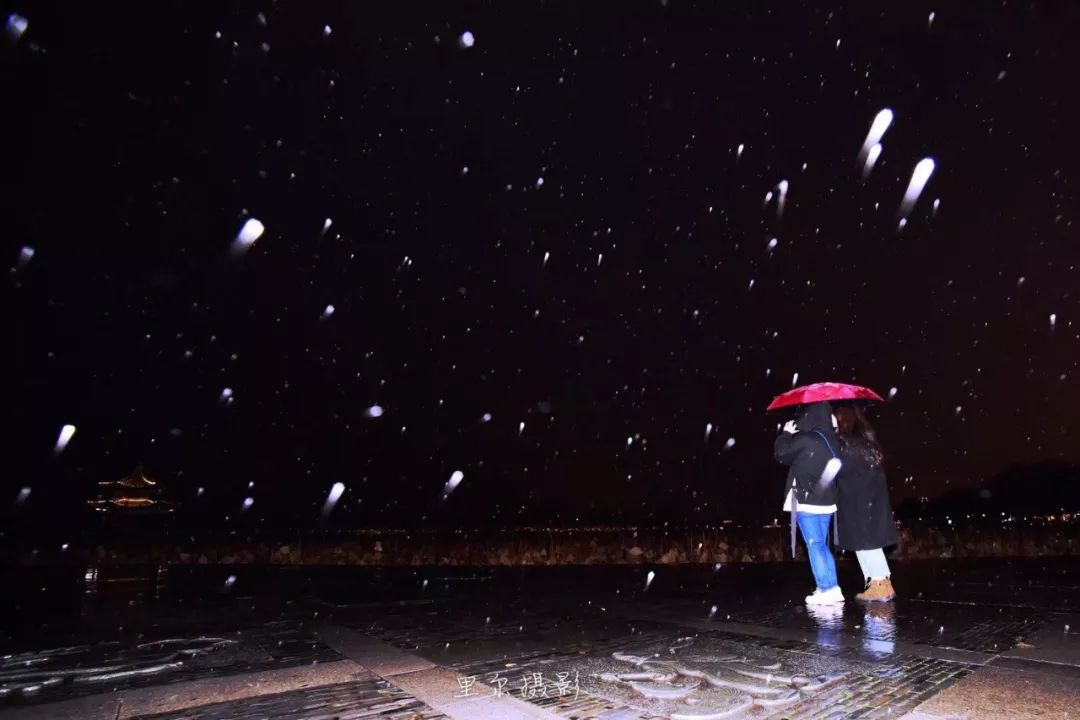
left=7, top=2, right=1078, bottom=534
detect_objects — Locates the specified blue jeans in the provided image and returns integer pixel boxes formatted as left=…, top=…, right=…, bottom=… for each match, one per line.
left=797, top=513, right=838, bottom=592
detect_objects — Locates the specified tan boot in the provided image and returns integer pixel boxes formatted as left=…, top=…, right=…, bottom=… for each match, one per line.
left=855, top=579, right=873, bottom=601
left=856, top=578, right=896, bottom=602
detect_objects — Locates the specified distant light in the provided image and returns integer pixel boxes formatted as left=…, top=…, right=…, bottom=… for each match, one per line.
left=6, top=13, right=28, bottom=42
left=55, top=424, right=76, bottom=454
left=365, top=405, right=384, bottom=418
left=458, top=31, right=475, bottom=48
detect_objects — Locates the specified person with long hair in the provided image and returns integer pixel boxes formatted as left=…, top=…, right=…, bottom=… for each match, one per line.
left=833, top=403, right=900, bottom=602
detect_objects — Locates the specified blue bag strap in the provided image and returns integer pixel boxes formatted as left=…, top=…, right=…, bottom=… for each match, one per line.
left=809, top=429, right=840, bottom=547
left=810, top=430, right=837, bottom=458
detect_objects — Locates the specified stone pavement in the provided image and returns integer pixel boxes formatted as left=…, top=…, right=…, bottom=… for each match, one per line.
left=1, top=558, right=1077, bottom=719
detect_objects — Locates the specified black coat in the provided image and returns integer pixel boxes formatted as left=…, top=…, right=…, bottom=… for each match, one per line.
left=835, top=445, right=901, bottom=551
left=774, top=402, right=841, bottom=507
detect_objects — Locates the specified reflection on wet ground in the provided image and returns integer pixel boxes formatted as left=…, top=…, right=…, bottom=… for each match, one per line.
left=0, top=558, right=1076, bottom=717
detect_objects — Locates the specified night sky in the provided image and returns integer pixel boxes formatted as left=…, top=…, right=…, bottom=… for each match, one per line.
left=9, top=2, right=1079, bottom=531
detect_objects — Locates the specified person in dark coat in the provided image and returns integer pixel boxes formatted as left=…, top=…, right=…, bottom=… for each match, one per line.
left=833, top=402, right=900, bottom=602
left=774, top=401, right=844, bottom=605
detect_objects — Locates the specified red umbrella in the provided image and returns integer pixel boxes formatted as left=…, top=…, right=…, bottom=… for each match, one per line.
left=766, top=382, right=884, bottom=411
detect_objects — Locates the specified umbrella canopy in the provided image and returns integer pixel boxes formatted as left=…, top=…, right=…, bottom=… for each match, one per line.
left=767, top=382, right=884, bottom=411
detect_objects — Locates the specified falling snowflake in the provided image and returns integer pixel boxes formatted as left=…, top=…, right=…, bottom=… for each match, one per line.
left=863, top=142, right=883, bottom=178
left=442, top=470, right=464, bottom=499
left=6, top=13, right=28, bottom=42
left=900, top=158, right=936, bottom=217
left=821, top=458, right=843, bottom=485
left=233, top=218, right=265, bottom=252
left=323, top=482, right=345, bottom=514
left=458, top=31, right=475, bottom=48
left=54, top=424, right=76, bottom=454
left=860, top=108, right=894, bottom=162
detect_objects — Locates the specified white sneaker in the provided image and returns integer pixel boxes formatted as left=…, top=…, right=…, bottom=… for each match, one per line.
left=805, top=586, right=844, bottom=605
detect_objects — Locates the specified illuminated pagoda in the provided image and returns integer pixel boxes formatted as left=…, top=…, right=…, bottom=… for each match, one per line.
left=88, top=464, right=171, bottom=514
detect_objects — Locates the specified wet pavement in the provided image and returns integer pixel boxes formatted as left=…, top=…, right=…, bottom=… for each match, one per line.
left=1, top=558, right=1078, bottom=719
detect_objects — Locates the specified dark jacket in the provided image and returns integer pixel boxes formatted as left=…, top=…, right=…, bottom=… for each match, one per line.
left=774, top=402, right=841, bottom=507
left=835, top=443, right=901, bottom=551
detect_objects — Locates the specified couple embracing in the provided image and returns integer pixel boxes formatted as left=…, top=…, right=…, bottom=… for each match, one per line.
left=775, top=399, right=899, bottom=605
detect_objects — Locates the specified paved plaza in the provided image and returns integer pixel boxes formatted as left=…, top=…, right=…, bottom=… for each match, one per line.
left=2, top=558, right=1077, bottom=719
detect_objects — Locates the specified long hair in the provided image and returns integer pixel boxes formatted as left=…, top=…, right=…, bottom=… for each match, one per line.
left=834, top=403, right=884, bottom=467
